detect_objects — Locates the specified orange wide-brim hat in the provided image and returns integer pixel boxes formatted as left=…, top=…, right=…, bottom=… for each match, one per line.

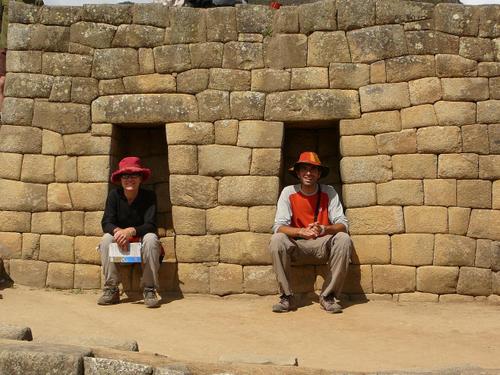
left=288, top=151, right=329, bottom=179
left=110, top=156, right=152, bottom=184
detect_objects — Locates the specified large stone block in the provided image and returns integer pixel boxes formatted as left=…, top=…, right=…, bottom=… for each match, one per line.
left=6, top=50, right=41, bottom=74
left=122, top=74, right=175, bottom=94
left=342, top=183, right=376, bottom=208
left=112, top=25, right=164, bottom=48
left=42, top=130, right=65, bottom=156
left=74, top=236, right=101, bottom=265
left=385, top=55, right=435, bottom=83
left=376, top=180, right=423, bottom=206
left=438, top=154, right=478, bottom=179
left=459, top=37, right=494, bottom=62
left=0, top=232, right=22, bottom=259
left=177, top=263, right=209, bottom=293
left=347, top=25, right=407, bottom=63
left=436, top=54, right=477, bottom=78
left=69, top=22, right=116, bottom=49
left=32, top=212, right=61, bottom=235
left=92, top=94, right=198, bottom=124
left=475, top=239, right=492, bottom=269
left=0, top=153, right=22, bottom=180
left=176, top=235, right=219, bottom=263
left=375, top=129, right=416, bottom=155
left=342, top=264, right=373, bottom=294
left=417, top=126, right=461, bottom=154
left=21, top=154, right=54, bottom=184
left=467, top=209, right=500, bottom=241
left=478, top=5, right=500, bottom=38
left=220, top=232, right=272, bottom=265
left=77, top=156, right=110, bottom=183
left=391, top=233, right=433, bottom=266
left=237, top=121, right=283, bottom=148
left=401, top=105, right=438, bottom=129
left=0, top=125, right=42, bottom=154
left=47, top=263, right=74, bottom=289
left=273, top=6, right=299, bottom=34
left=477, top=100, right=500, bottom=124
left=405, top=31, right=459, bottom=55
left=49, top=76, right=71, bottom=102
left=307, top=31, right=350, bottom=67
left=373, top=265, right=415, bottom=293
left=55, top=156, right=77, bottom=182
left=132, top=3, right=169, bottom=27
left=92, top=48, right=139, bottom=79
left=222, top=42, right=263, bottom=70
left=98, top=79, right=125, bottom=96
left=462, top=124, right=489, bottom=155
left=218, top=176, right=279, bottom=206
left=39, top=235, right=74, bottom=263
left=0, top=212, right=30, bottom=233
left=74, top=264, right=101, bottom=289
left=230, top=91, right=266, bottom=121
left=434, top=234, right=476, bottom=266
left=359, top=83, right=410, bottom=112
left=263, top=34, right=307, bottom=69
left=457, top=267, right=492, bottom=296
left=392, top=154, right=437, bottom=179
left=84, top=212, right=103, bottom=236
left=478, top=62, right=500, bottom=77
left=448, top=207, right=471, bottom=236
left=337, top=0, right=375, bottom=30
left=1, top=97, right=33, bottom=126
left=208, top=68, right=250, bottom=91
left=351, top=235, right=390, bottom=264
left=207, top=8, right=237, bottom=42
left=243, top=265, right=278, bottom=295
left=209, top=263, right=243, bottom=295
left=329, top=63, right=370, bottom=89
left=376, top=0, right=433, bottom=24
left=8, top=259, right=47, bottom=288
left=196, top=90, right=230, bottom=122
left=442, top=78, right=489, bottom=102
left=170, top=175, right=218, bottom=209
left=251, top=69, right=290, bottom=92
left=166, top=122, right=213, bottom=146
left=167, top=145, right=197, bottom=175
left=457, top=180, right=492, bottom=209
left=340, top=135, right=377, bottom=156
left=434, top=3, right=479, bottom=36
left=340, top=155, right=391, bottom=183
left=41, top=53, right=92, bottom=78
left=0, top=179, right=47, bottom=212
left=81, top=4, right=132, bottom=24
left=22, top=233, right=40, bottom=260
left=404, top=206, right=448, bottom=233
left=32, top=101, right=91, bottom=135
left=177, top=69, right=209, bottom=94
left=206, top=206, right=248, bottom=234
left=423, top=179, right=456, bottom=207
left=409, top=77, right=442, bottom=105
left=298, top=0, right=336, bottom=34
left=68, top=183, right=108, bottom=211
left=434, top=101, right=476, bottom=126
left=172, top=206, right=205, bottom=235
left=346, top=206, right=404, bottom=235
left=248, top=206, right=275, bottom=233
left=290, top=67, right=328, bottom=90
left=71, top=77, right=99, bottom=104
left=165, top=7, right=205, bottom=44
left=479, top=155, right=500, bottom=180
left=417, top=266, right=459, bottom=294
left=339, top=110, right=401, bottom=135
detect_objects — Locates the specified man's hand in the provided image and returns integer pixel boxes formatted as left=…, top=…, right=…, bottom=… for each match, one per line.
left=297, top=223, right=321, bottom=239
left=113, top=227, right=136, bottom=250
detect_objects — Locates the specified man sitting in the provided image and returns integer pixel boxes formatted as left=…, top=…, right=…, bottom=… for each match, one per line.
left=269, top=152, right=352, bottom=313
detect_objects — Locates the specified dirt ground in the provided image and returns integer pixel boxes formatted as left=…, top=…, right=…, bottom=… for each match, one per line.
left=1, top=286, right=499, bottom=373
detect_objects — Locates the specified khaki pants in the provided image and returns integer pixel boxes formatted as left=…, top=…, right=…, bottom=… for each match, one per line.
left=269, top=232, right=352, bottom=297
left=99, top=233, right=161, bottom=290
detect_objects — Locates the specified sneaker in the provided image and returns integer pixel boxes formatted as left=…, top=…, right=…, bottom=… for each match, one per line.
left=97, top=286, right=120, bottom=306
left=319, top=294, right=342, bottom=314
left=143, top=287, right=159, bottom=308
left=272, top=294, right=294, bottom=313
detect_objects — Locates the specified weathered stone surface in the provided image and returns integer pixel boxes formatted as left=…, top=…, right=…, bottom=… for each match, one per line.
left=434, top=234, right=476, bottom=266
left=373, top=265, right=415, bottom=293
left=0, top=179, right=47, bottom=212
left=273, top=6, right=299, bottom=34
left=218, top=176, right=279, bottom=206
left=171, top=206, right=205, bottom=236
left=370, top=60, right=386, bottom=83
left=441, top=78, right=489, bottom=102
left=434, top=3, right=479, bottom=36
left=76, top=156, right=109, bottom=183
left=71, top=77, right=98, bottom=104
left=493, top=242, right=500, bottom=271
left=351, top=235, right=390, bottom=264
left=0, top=153, right=23, bottom=180
left=41, top=130, right=64, bottom=156
left=459, top=37, right=494, bottom=62
left=70, top=21, right=116, bottom=49
left=92, top=48, right=139, bottom=79
left=199, top=145, right=251, bottom=176
left=222, top=42, right=263, bottom=70
left=207, top=7, right=237, bottom=42
left=167, top=145, right=197, bottom=175
left=417, top=266, right=459, bottom=294
left=98, top=78, right=125, bottom=96
left=438, top=154, right=478, bottom=179
left=243, top=265, right=278, bottom=295
left=376, top=129, right=416, bottom=155
left=166, top=7, right=205, bottom=44
left=266, top=89, right=360, bottom=121
left=210, top=263, right=243, bottom=295
left=122, top=74, right=175, bottom=94
left=377, top=180, right=423, bottom=206
left=208, top=69, right=250, bottom=91
left=84, top=212, right=103, bottom=236
left=401, top=105, right=438, bottom=130
left=404, top=205, right=447, bottom=233
left=32, top=101, right=90, bottom=135
left=478, top=62, right=500, bottom=77
left=477, top=100, right=500, bottom=124
left=206, top=206, right=248, bottom=234
left=166, top=122, right=213, bottom=146
left=1, top=98, right=32, bottom=127
left=308, top=31, right=351, bottom=67
left=47, top=184, right=73, bottom=212
left=385, top=55, right=435, bottom=83
left=55, top=156, right=77, bottom=182
left=237, top=121, right=283, bottom=148
left=290, top=67, right=328, bottom=90
left=340, top=135, right=377, bottom=156
left=448, top=207, right=471, bottom=236
left=230, top=91, right=265, bottom=120
left=346, top=206, right=404, bottom=235
left=479, top=155, right=500, bottom=180
left=248, top=206, right=275, bottom=233
left=32, top=212, right=61, bottom=235
left=92, top=94, right=198, bottom=124
left=132, top=3, right=169, bottom=27
left=84, top=357, right=152, bottom=375
left=8, top=259, right=47, bottom=288
left=176, top=235, right=219, bottom=263
left=475, top=239, right=492, bottom=268
left=47, top=262, right=74, bottom=289
left=170, top=175, right=218, bottom=209
left=457, top=180, right=492, bottom=209
left=251, top=69, right=290, bottom=92
left=337, top=0, right=375, bottom=30
left=342, top=264, right=373, bottom=294
left=359, top=83, right=410, bottom=112
left=41, top=53, right=92, bottom=78
left=220, top=232, right=272, bottom=265
left=417, top=126, right=462, bottom=154
left=263, top=34, right=307, bottom=69
left=177, top=69, right=209, bottom=94
left=329, top=63, right=369, bottom=89
left=81, top=4, right=131, bottom=24
left=436, top=54, right=477, bottom=78
left=14, top=24, right=70, bottom=52
left=196, top=90, right=230, bottom=122
left=190, top=43, right=223, bottom=69
left=405, top=31, right=459, bottom=55
left=340, top=156, right=391, bottom=183
left=68, top=183, right=108, bottom=211
left=112, top=25, right=164, bottom=48
left=339, top=110, right=401, bottom=135
left=0, top=324, right=33, bottom=341
left=467, top=209, right=500, bottom=241
left=342, top=183, right=376, bottom=208
left=391, top=234, right=433, bottom=266
left=298, top=0, right=336, bottom=34
left=392, top=154, right=437, bottom=179
left=0, top=232, right=22, bottom=259
left=423, top=179, right=456, bottom=207
left=74, top=236, right=100, bottom=265
left=0, top=212, right=31, bottom=233
left=39, top=235, right=74, bottom=263
left=177, top=263, right=209, bottom=293
left=6, top=50, right=41, bottom=74
left=138, top=48, right=154, bottom=75
left=4, top=73, right=53, bottom=98
left=409, top=77, right=442, bottom=105
left=494, top=181, right=500, bottom=210
left=376, top=0, right=433, bottom=24
left=397, top=292, right=438, bottom=303
left=347, top=25, right=407, bottom=63
left=457, top=267, right=492, bottom=296
left=462, top=124, right=489, bottom=154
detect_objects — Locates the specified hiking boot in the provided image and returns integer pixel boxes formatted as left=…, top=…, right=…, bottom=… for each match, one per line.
left=319, top=294, right=342, bottom=314
left=97, top=287, right=120, bottom=306
left=272, top=294, right=294, bottom=313
left=143, top=287, right=159, bottom=308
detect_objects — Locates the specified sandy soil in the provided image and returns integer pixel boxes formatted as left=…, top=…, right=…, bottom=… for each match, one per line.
left=1, top=286, right=499, bottom=373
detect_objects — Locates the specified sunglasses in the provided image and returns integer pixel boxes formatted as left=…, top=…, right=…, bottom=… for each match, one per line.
left=121, top=173, right=141, bottom=180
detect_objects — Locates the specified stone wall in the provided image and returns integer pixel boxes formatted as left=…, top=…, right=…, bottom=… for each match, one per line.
left=0, top=0, right=499, bottom=301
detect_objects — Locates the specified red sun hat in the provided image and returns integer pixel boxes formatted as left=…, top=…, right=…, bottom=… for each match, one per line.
left=111, top=156, right=151, bottom=184
left=288, top=151, right=329, bottom=179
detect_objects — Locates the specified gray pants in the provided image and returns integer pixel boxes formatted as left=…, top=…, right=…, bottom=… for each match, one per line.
left=269, top=232, right=352, bottom=297
left=99, top=233, right=161, bottom=290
